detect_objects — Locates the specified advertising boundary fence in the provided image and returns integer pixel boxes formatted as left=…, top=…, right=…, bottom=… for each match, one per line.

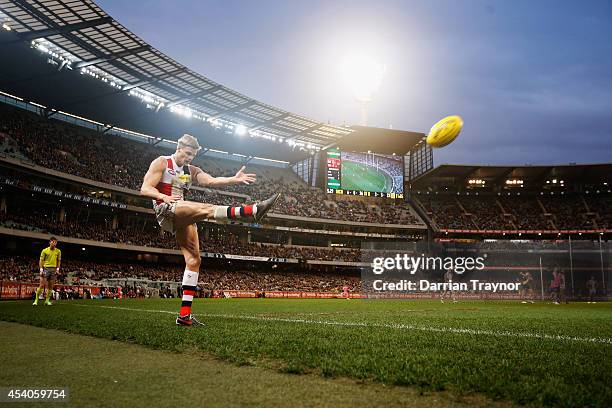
left=2, top=283, right=610, bottom=301
left=0, top=281, right=101, bottom=300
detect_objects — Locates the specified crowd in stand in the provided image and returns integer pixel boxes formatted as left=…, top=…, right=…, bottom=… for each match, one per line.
left=188, top=188, right=242, bottom=207
left=0, top=256, right=362, bottom=293
left=0, top=103, right=424, bottom=226
left=0, top=104, right=172, bottom=190
left=415, top=193, right=612, bottom=231
left=0, top=211, right=364, bottom=262
left=1, top=102, right=610, bottom=233
left=235, top=177, right=420, bottom=224
left=199, top=268, right=362, bottom=293
left=0, top=256, right=182, bottom=283
left=0, top=212, right=171, bottom=248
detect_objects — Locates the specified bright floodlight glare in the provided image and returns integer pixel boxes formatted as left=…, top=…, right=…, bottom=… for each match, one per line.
left=341, top=54, right=386, bottom=102
left=2, top=23, right=11, bottom=31
left=235, top=124, right=247, bottom=136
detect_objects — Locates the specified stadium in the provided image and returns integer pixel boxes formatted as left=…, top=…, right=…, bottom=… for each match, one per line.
left=0, top=1, right=610, bottom=407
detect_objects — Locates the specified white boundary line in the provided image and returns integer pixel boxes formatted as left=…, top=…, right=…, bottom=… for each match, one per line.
left=71, top=304, right=612, bottom=345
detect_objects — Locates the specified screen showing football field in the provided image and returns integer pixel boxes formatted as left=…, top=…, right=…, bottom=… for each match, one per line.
left=325, top=149, right=404, bottom=198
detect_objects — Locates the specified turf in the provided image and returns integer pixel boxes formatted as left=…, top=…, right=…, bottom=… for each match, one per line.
left=1, top=299, right=611, bottom=407
left=341, top=161, right=393, bottom=193
left=2, top=321, right=493, bottom=408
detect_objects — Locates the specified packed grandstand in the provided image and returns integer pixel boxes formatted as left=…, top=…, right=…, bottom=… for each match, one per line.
left=0, top=97, right=610, bottom=299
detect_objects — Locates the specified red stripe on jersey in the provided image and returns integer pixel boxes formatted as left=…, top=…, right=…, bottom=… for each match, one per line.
left=155, top=182, right=173, bottom=205
left=154, top=158, right=174, bottom=205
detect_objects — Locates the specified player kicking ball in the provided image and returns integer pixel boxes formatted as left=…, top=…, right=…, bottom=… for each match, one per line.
left=34, top=237, right=61, bottom=306
left=140, top=134, right=280, bottom=326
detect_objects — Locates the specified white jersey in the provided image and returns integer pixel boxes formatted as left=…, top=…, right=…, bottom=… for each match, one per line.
left=153, top=155, right=192, bottom=206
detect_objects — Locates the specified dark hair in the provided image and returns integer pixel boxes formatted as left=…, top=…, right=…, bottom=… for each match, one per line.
left=49, top=237, right=57, bottom=242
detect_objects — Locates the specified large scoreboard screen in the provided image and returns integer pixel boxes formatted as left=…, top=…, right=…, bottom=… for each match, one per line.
left=325, top=148, right=404, bottom=198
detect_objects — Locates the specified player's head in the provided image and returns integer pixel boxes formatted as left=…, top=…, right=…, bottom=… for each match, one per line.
left=176, top=134, right=201, bottom=165
left=49, top=236, right=57, bottom=248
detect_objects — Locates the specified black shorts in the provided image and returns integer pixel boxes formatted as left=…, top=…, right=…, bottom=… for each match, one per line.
left=521, top=283, right=532, bottom=291
left=42, top=267, right=56, bottom=280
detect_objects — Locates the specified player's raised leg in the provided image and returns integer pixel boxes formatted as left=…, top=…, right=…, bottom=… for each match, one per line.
left=173, top=192, right=281, bottom=229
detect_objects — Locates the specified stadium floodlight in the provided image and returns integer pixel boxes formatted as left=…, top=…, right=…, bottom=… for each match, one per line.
left=35, top=43, right=49, bottom=53
left=210, top=119, right=220, bottom=128
left=2, top=23, right=11, bottom=31
left=341, top=54, right=386, bottom=126
left=235, top=124, right=248, bottom=136
left=209, top=148, right=229, bottom=154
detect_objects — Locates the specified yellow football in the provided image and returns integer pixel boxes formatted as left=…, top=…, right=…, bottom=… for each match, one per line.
left=426, top=115, right=463, bottom=148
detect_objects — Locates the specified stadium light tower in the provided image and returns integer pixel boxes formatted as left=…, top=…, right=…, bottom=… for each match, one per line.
left=342, top=54, right=386, bottom=126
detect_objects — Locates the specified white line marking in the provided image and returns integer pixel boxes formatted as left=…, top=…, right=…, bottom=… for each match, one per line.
left=70, top=303, right=612, bottom=345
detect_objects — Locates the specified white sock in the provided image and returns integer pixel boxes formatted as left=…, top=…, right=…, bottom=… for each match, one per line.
left=213, top=206, right=229, bottom=220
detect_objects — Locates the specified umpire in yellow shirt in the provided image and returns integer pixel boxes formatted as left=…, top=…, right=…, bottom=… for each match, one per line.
left=34, top=237, right=61, bottom=306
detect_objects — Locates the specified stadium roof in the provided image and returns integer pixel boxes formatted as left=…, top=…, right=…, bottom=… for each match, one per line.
left=338, top=126, right=425, bottom=156
left=410, top=163, right=612, bottom=190
left=0, top=0, right=354, bottom=161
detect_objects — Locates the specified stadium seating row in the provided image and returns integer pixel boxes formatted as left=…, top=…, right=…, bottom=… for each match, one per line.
left=0, top=256, right=362, bottom=292
left=414, top=193, right=611, bottom=231
left=0, top=209, right=364, bottom=262
left=0, top=103, right=424, bottom=226
left=1, top=102, right=610, bottom=232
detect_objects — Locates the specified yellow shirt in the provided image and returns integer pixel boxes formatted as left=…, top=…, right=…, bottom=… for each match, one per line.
left=40, top=247, right=61, bottom=268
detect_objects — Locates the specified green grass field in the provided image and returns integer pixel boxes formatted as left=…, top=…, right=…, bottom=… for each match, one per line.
left=341, top=161, right=393, bottom=193
left=1, top=299, right=611, bottom=407
left=2, top=321, right=468, bottom=408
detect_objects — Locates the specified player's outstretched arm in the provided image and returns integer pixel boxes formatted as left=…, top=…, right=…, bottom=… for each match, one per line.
left=141, top=157, right=182, bottom=204
left=191, top=165, right=256, bottom=187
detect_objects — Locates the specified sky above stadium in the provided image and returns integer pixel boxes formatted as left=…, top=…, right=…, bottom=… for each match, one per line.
left=97, top=0, right=612, bottom=166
